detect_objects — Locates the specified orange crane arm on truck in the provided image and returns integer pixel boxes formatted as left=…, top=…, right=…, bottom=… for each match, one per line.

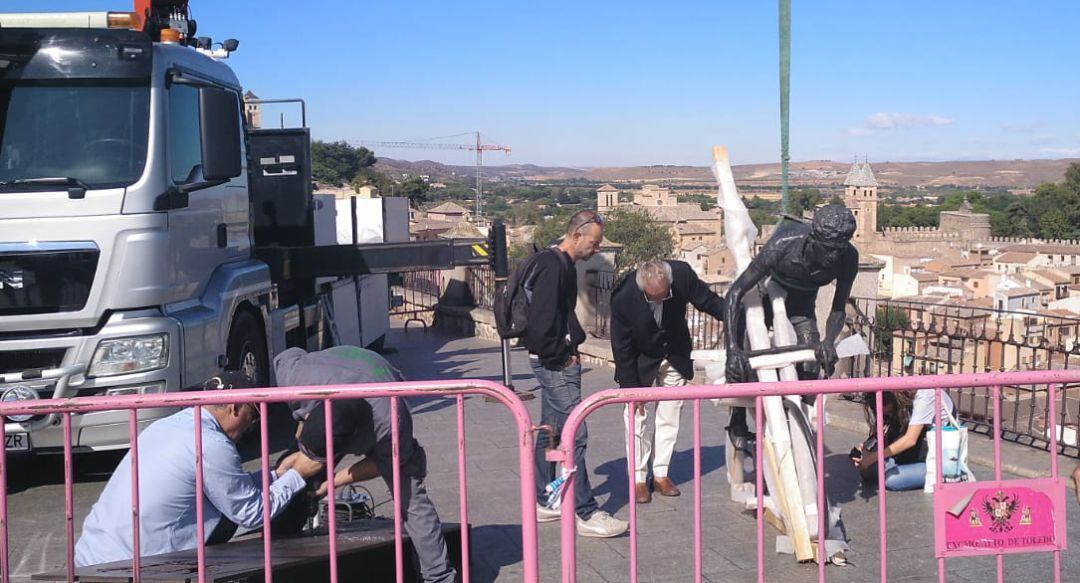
left=126, top=0, right=195, bottom=41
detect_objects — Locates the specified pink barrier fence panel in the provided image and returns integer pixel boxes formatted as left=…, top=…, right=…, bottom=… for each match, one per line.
left=549, top=369, right=1080, bottom=583
left=0, top=379, right=539, bottom=583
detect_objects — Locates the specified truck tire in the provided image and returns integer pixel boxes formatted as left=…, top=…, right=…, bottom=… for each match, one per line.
left=227, top=310, right=269, bottom=387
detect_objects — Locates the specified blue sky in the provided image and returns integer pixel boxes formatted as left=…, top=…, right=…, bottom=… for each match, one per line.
left=8, top=1, right=1080, bottom=167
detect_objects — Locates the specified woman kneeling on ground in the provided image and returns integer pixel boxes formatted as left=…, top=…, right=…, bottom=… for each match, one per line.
left=850, top=389, right=955, bottom=491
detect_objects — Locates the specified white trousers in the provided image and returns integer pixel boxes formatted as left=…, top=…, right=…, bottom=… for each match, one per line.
left=624, top=360, right=687, bottom=482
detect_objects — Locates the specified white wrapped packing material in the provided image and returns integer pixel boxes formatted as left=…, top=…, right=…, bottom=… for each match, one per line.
left=835, top=333, right=870, bottom=359
left=711, top=146, right=848, bottom=562
left=704, top=361, right=727, bottom=384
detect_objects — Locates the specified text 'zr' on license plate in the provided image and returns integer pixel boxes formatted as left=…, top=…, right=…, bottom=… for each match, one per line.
left=4, top=433, right=29, bottom=452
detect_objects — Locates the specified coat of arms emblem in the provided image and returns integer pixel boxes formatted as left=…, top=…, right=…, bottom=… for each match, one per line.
left=982, top=490, right=1019, bottom=533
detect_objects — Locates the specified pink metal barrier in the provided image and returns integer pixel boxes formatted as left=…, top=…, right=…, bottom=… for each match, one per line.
left=548, top=369, right=1080, bottom=583
left=0, top=379, right=539, bottom=583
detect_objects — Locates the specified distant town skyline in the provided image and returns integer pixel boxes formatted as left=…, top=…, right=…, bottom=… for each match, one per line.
left=10, top=1, right=1080, bottom=167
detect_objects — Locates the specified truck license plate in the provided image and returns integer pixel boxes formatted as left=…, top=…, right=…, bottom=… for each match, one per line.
left=4, top=433, right=29, bottom=452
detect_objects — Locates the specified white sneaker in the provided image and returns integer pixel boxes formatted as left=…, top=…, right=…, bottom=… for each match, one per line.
left=536, top=504, right=561, bottom=523
left=576, top=510, right=628, bottom=538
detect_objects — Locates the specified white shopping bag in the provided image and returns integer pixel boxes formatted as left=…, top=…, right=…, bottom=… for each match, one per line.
left=924, top=408, right=976, bottom=493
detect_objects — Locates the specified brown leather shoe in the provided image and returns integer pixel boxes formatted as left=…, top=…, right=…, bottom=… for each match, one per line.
left=653, top=476, right=681, bottom=497
left=635, top=482, right=652, bottom=504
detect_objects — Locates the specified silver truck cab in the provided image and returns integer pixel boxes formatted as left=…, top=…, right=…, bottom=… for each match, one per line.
left=1, top=24, right=272, bottom=454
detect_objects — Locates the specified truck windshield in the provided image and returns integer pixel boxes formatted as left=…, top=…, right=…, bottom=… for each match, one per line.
left=0, top=83, right=150, bottom=190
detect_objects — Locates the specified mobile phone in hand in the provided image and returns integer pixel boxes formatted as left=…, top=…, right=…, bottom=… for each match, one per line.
left=849, top=447, right=862, bottom=460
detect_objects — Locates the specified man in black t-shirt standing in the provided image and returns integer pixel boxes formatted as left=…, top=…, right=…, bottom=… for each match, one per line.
left=525, top=210, right=628, bottom=538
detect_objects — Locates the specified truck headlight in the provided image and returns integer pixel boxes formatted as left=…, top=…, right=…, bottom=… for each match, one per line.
left=89, top=334, right=169, bottom=377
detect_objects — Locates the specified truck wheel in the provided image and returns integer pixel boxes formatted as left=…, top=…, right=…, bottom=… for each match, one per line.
left=227, top=310, right=269, bottom=387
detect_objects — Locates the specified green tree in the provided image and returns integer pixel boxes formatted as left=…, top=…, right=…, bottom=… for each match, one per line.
left=350, top=167, right=393, bottom=195
left=602, top=208, right=676, bottom=276
left=873, top=305, right=909, bottom=358
left=531, top=212, right=572, bottom=249
left=1006, top=201, right=1035, bottom=237
left=989, top=211, right=1014, bottom=236
left=311, top=141, right=376, bottom=186
left=749, top=209, right=779, bottom=230
left=790, top=187, right=823, bottom=215
left=508, top=243, right=534, bottom=268
left=398, top=177, right=431, bottom=209
left=1039, top=208, right=1071, bottom=239
left=486, top=196, right=510, bottom=213
left=1065, top=162, right=1080, bottom=195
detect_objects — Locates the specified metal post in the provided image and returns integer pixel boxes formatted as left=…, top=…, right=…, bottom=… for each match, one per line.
left=778, top=0, right=791, bottom=214
left=491, top=220, right=514, bottom=390
left=352, top=196, right=364, bottom=346
left=501, top=338, right=515, bottom=390
left=475, top=132, right=483, bottom=225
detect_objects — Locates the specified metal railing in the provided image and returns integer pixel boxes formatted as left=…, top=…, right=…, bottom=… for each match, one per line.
left=847, top=297, right=1080, bottom=456
left=0, top=377, right=539, bottom=583
left=550, top=369, right=1080, bottom=583
left=587, top=270, right=618, bottom=338
left=586, top=275, right=728, bottom=350
left=466, top=266, right=496, bottom=310
left=687, top=299, right=726, bottom=350
left=389, top=270, right=443, bottom=328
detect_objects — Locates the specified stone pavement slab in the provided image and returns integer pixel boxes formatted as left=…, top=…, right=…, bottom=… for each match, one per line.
left=383, top=323, right=1080, bottom=582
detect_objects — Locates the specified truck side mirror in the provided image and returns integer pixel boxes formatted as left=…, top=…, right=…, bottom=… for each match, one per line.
left=198, top=87, right=242, bottom=181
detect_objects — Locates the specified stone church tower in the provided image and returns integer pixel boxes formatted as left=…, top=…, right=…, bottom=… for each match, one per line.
left=243, top=91, right=261, bottom=128
left=843, top=160, right=878, bottom=241
left=597, top=184, right=620, bottom=213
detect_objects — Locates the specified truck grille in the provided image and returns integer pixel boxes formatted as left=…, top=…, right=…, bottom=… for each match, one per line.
left=0, top=244, right=98, bottom=317
left=0, top=348, right=66, bottom=375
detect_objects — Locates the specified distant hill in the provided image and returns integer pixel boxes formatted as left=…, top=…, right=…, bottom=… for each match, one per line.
left=372, top=157, right=1079, bottom=189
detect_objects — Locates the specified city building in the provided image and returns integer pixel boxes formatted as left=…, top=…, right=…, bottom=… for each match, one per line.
left=426, top=201, right=472, bottom=224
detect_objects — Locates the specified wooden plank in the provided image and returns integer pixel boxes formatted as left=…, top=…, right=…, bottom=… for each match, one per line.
left=34, top=521, right=463, bottom=583
left=763, top=507, right=787, bottom=535
left=763, top=434, right=814, bottom=561
left=726, top=430, right=743, bottom=490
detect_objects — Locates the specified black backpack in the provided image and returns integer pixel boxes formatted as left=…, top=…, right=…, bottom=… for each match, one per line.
left=493, top=249, right=546, bottom=338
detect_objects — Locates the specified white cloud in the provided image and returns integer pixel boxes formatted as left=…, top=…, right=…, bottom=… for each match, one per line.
left=847, top=112, right=953, bottom=136
left=1001, top=121, right=1043, bottom=133
left=846, top=127, right=875, bottom=137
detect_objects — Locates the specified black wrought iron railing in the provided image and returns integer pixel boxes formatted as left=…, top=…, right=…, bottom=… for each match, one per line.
left=588, top=270, right=618, bottom=338
left=389, top=270, right=442, bottom=318
left=846, top=296, right=1080, bottom=456
left=586, top=272, right=728, bottom=350
left=467, top=266, right=496, bottom=310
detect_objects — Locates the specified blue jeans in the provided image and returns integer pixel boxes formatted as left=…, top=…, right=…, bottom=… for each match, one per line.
left=883, top=458, right=926, bottom=491
left=531, top=359, right=599, bottom=520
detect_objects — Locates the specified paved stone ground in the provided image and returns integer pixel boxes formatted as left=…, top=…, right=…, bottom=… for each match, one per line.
left=383, top=323, right=1080, bottom=583
left=4, top=321, right=1080, bottom=582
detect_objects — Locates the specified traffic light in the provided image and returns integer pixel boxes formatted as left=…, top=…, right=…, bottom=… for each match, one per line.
left=489, top=219, right=509, bottom=279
